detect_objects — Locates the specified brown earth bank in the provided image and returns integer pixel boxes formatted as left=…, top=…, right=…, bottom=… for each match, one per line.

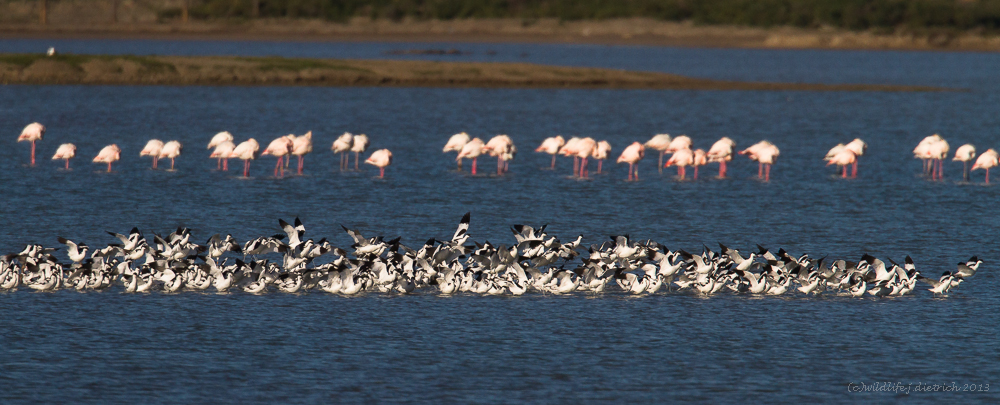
left=0, top=54, right=946, bottom=91
left=4, top=17, right=1000, bottom=52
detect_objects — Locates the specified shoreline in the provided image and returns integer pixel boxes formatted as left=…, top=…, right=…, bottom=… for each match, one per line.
left=0, top=54, right=945, bottom=91
left=3, top=18, right=1000, bottom=53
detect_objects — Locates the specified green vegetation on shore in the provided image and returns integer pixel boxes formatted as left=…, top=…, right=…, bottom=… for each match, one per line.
left=0, top=53, right=944, bottom=92
left=176, top=0, right=1000, bottom=32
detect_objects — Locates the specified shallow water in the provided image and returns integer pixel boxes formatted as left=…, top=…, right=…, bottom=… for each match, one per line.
left=0, top=40, right=998, bottom=403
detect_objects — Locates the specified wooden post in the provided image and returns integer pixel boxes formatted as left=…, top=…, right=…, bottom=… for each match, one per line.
left=40, top=0, right=48, bottom=25
left=182, top=0, right=189, bottom=23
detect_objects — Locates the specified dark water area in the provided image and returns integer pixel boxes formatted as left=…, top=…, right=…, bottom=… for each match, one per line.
left=0, top=39, right=998, bottom=403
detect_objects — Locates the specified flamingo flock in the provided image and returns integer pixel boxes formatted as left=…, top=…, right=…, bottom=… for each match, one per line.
left=14, top=122, right=1000, bottom=184
left=0, top=214, right=982, bottom=297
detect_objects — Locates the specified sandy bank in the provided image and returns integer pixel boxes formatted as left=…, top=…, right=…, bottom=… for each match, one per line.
left=0, top=54, right=944, bottom=91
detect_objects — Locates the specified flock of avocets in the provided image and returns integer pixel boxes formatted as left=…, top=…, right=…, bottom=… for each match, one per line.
left=14, top=122, right=1000, bottom=182
left=0, top=213, right=982, bottom=296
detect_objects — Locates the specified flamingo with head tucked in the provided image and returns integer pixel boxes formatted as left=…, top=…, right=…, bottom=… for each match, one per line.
left=844, top=138, right=867, bottom=178
left=261, top=136, right=293, bottom=177
left=51, top=143, right=76, bottom=170
left=208, top=132, right=234, bottom=169
left=953, top=144, right=976, bottom=181
left=444, top=132, right=470, bottom=170
left=535, top=136, right=565, bottom=170
left=332, top=132, right=354, bottom=171
left=457, top=137, right=485, bottom=175
left=230, top=138, right=260, bottom=177
left=826, top=148, right=857, bottom=178
left=210, top=141, right=235, bottom=171
left=706, top=137, right=735, bottom=178
left=366, top=149, right=393, bottom=178
left=574, top=137, right=597, bottom=179
left=483, top=135, right=514, bottom=175
left=18, top=122, right=44, bottom=166
left=928, top=137, right=950, bottom=181
left=160, top=140, right=183, bottom=170
left=740, top=140, right=779, bottom=181
left=593, top=141, right=611, bottom=174
left=617, top=142, right=645, bottom=181
left=644, top=134, right=671, bottom=173
left=351, top=134, right=370, bottom=170
left=558, top=137, right=582, bottom=176
left=291, top=131, right=312, bottom=175
left=692, top=149, right=707, bottom=180
left=93, top=144, right=121, bottom=173
left=140, top=139, right=164, bottom=169
left=914, top=134, right=941, bottom=177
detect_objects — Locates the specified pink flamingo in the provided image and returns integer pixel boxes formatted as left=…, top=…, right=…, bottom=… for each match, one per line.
left=843, top=138, right=866, bottom=178
left=291, top=131, right=312, bottom=175
left=972, top=149, right=999, bottom=184
left=644, top=134, right=671, bottom=173
left=706, top=137, right=735, bottom=178
left=692, top=149, right=707, bottom=180
left=365, top=149, right=393, bottom=178
left=928, top=138, right=950, bottom=180
left=483, top=135, right=515, bottom=175
left=535, top=136, right=565, bottom=169
left=558, top=137, right=582, bottom=176
left=261, top=135, right=293, bottom=177
left=740, top=140, right=779, bottom=181
left=457, top=137, right=485, bottom=175
left=208, top=132, right=234, bottom=169
left=18, top=122, right=45, bottom=166
left=93, top=144, right=121, bottom=173
left=913, top=134, right=941, bottom=177
left=666, top=135, right=692, bottom=153
left=826, top=148, right=857, bottom=178
left=617, top=142, right=645, bottom=181
left=444, top=132, right=470, bottom=170
left=210, top=141, right=235, bottom=171
left=664, top=147, right=694, bottom=180
left=332, top=132, right=354, bottom=171
left=574, top=137, right=597, bottom=179
left=351, top=134, right=370, bottom=170
left=51, top=143, right=76, bottom=170
left=593, top=140, right=611, bottom=174
left=953, top=144, right=976, bottom=181
left=159, top=140, right=183, bottom=170
left=140, top=139, right=164, bottom=169
left=230, top=138, right=260, bottom=177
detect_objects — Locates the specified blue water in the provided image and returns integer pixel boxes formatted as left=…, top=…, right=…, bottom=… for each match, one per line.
left=0, top=39, right=998, bottom=403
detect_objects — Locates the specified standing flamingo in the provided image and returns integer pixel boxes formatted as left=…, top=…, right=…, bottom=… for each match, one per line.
left=844, top=138, right=867, bottom=178
left=617, top=142, right=645, bottom=181
left=160, top=141, right=183, bottom=170
left=351, top=134, right=370, bottom=171
left=457, top=137, right=485, bottom=175
left=826, top=148, right=857, bottom=179
left=593, top=141, right=611, bottom=174
left=291, top=131, right=312, bottom=175
left=261, top=136, right=293, bottom=177
left=365, top=149, right=393, bottom=178
left=230, top=139, right=260, bottom=178
left=706, top=137, right=735, bottom=178
left=928, top=137, right=950, bottom=181
left=953, top=144, right=976, bottom=181
left=332, top=132, right=354, bottom=171
left=140, top=139, right=164, bottom=169
left=692, top=149, right=707, bottom=180
left=972, top=148, right=999, bottom=184
left=558, top=137, right=582, bottom=176
left=210, top=141, right=235, bottom=171
left=483, top=135, right=515, bottom=175
left=664, top=147, right=694, bottom=180
left=574, top=137, right=597, bottom=179
left=51, top=143, right=76, bottom=170
left=208, top=132, right=234, bottom=169
left=18, top=122, right=45, bottom=166
left=644, top=134, right=671, bottom=173
left=93, top=144, right=121, bottom=173
left=535, top=136, right=565, bottom=170
left=913, top=134, right=942, bottom=176
left=444, top=132, right=470, bottom=170
left=740, top=141, right=779, bottom=181
left=666, top=135, right=692, bottom=153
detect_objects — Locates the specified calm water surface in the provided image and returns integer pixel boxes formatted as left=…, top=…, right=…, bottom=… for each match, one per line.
left=0, top=39, right=997, bottom=403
